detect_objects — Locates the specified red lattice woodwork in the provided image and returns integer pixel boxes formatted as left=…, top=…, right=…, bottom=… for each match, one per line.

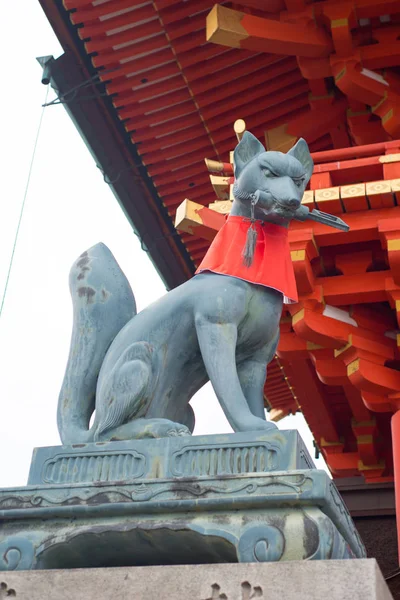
left=207, top=1, right=400, bottom=143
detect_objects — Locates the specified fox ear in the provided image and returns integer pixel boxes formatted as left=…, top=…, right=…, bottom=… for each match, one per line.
left=287, top=138, right=314, bottom=185
left=234, top=131, right=265, bottom=179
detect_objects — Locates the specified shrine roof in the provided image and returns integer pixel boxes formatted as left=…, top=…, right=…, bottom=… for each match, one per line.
left=39, top=0, right=400, bottom=281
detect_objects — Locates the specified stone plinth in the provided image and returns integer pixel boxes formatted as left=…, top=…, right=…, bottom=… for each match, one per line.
left=0, top=431, right=366, bottom=571
left=0, top=560, right=393, bottom=599
left=27, top=430, right=313, bottom=485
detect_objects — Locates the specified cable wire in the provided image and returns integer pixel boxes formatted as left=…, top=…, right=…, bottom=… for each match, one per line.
left=42, top=65, right=120, bottom=107
left=385, top=567, right=400, bottom=581
left=0, top=86, right=49, bottom=320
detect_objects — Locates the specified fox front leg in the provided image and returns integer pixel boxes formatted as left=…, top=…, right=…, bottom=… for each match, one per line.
left=237, top=357, right=266, bottom=420
left=195, top=316, right=275, bottom=433
left=237, top=333, right=280, bottom=422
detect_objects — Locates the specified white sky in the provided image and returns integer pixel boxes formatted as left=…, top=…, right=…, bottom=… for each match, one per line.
left=0, top=2, right=327, bottom=488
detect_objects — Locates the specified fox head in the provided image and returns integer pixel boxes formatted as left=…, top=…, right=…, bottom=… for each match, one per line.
left=233, top=131, right=313, bottom=226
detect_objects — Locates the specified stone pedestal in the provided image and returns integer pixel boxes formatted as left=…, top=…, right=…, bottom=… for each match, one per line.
left=0, top=431, right=365, bottom=571
left=0, top=560, right=393, bottom=599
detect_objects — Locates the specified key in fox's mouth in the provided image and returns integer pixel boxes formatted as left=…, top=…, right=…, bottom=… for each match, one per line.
left=273, top=203, right=296, bottom=216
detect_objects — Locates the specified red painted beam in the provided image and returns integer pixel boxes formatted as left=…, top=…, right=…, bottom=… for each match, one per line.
left=114, top=75, right=187, bottom=109
left=118, top=88, right=193, bottom=120
left=192, top=61, right=299, bottom=101
left=159, top=0, right=212, bottom=26
left=288, top=359, right=340, bottom=442
left=107, top=63, right=181, bottom=97
left=187, top=55, right=291, bottom=93
left=154, top=166, right=209, bottom=189
left=93, top=35, right=169, bottom=68
left=99, top=49, right=176, bottom=84
left=207, top=5, right=333, bottom=58
left=85, top=20, right=162, bottom=54
left=127, top=111, right=203, bottom=139
left=76, top=5, right=158, bottom=38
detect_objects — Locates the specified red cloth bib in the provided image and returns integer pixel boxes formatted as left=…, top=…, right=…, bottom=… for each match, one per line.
left=195, top=215, right=298, bottom=304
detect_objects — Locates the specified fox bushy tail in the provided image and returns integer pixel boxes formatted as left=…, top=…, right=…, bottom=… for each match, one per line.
left=57, top=243, right=136, bottom=444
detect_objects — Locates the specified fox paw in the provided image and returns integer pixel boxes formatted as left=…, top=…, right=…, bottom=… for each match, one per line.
left=238, top=417, right=278, bottom=433
left=141, top=418, right=191, bottom=439
left=166, top=425, right=191, bottom=437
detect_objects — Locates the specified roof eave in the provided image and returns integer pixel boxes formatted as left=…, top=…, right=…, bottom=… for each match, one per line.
left=38, top=1, right=194, bottom=289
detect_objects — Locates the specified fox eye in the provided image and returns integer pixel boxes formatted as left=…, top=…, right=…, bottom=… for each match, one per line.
left=294, top=178, right=305, bottom=188
left=262, top=168, right=275, bottom=178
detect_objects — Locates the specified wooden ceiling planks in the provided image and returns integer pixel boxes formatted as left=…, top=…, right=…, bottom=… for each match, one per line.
left=63, top=0, right=319, bottom=227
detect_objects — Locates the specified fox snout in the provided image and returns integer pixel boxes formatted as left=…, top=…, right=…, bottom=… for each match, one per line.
left=258, top=174, right=303, bottom=213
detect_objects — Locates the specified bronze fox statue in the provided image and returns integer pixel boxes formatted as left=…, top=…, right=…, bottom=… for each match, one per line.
left=58, top=132, right=313, bottom=444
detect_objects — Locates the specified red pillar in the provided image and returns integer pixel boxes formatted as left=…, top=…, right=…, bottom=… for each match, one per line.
left=391, top=409, right=400, bottom=563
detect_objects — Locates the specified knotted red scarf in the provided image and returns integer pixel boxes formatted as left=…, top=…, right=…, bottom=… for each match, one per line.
left=195, top=215, right=298, bottom=304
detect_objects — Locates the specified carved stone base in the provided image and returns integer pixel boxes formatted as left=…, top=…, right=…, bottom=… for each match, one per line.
left=0, top=560, right=393, bottom=600
left=0, top=431, right=365, bottom=571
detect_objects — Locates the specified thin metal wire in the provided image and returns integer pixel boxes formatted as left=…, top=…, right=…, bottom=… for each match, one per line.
left=96, top=163, right=145, bottom=185
left=385, top=567, right=400, bottom=581
left=42, top=66, right=120, bottom=107
left=0, top=86, right=49, bottom=320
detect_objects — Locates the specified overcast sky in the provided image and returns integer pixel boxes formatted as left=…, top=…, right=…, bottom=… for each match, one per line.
left=0, top=1, right=327, bottom=488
